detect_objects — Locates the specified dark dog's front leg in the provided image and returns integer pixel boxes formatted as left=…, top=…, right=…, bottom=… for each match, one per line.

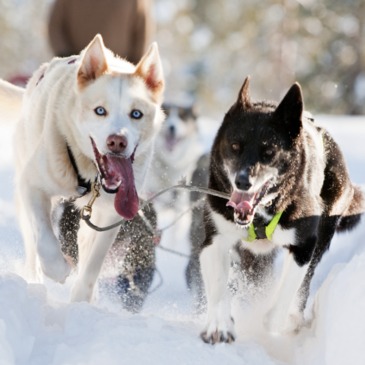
left=298, top=215, right=341, bottom=312
left=265, top=214, right=341, bottom=335
left=264, top=222, right=318, bottom=335
left=264, top=249, right=311, bottom=335
left=200, top=234, right=235, bottom=344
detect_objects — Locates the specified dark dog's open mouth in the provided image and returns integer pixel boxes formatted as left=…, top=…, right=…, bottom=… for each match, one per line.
left=90, top=137, right=139, bottom=220
left=226, top=180, right=273, bottom=226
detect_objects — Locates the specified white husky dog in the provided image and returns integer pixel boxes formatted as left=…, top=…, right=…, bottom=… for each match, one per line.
left=2, top=34, right=164, bottom=302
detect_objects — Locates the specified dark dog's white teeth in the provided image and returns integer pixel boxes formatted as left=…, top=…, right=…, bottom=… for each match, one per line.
left=236, top=222, right=246, bottom=229
left=234, top=212, right=251, bottom=227
left=252, top=179, right=274, bottom=208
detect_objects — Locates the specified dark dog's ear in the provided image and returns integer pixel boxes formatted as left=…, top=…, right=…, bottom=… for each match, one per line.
left=237, top=76, right=252, bottom=109
left=274, top=83, right=303, bottom=140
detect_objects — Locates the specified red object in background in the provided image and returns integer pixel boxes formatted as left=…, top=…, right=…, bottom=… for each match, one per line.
left=7, top=74, right=29, bottom=87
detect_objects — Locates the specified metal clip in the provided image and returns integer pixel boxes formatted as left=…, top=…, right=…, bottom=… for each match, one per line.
left=80, top=181, right=101, bottom=220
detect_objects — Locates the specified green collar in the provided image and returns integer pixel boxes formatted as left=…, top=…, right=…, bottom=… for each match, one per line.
left=244, top=211, right=283, bottom=242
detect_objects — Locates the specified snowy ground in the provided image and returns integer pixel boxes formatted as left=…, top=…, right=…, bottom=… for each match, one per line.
left=0, top=115, right=365, bottom=365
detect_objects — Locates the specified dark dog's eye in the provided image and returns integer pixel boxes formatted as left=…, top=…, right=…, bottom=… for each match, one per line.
left=262, top=147, right=275, bottom=160
left=94, top=106, right=107, bottom=116
left=231, top=143, right=240, bottom=152
left=130, top=109, right=144, bottom=120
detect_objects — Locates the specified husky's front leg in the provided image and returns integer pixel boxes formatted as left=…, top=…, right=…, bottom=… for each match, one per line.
left=70, top=209, right=120, bottom=302
left=200, top=234, right=235, bottom=344
left=17, top=186, right=71, bottom=282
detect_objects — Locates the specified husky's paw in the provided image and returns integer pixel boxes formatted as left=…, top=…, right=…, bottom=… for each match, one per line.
left=200, top=317, right=235, bottom=344
left=41, top=256, right=72, bottom=283
left=201, top=329, right=235, bottom=344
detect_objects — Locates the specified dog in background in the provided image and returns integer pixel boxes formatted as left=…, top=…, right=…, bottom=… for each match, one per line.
left=147, top=102, right=204, bottom=206
left=199, top=76, right=364, bottom=344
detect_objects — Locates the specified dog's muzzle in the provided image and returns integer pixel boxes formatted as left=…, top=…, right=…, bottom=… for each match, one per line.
left=226, top=179, right=274, bottom=226
left=90, top=137, right=139, bottom=220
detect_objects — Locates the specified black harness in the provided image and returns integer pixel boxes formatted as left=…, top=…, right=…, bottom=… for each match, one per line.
left=67, top=145, right=92, bottom=196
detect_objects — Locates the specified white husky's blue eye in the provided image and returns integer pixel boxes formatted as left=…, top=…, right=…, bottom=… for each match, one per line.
left=94, top=106, right=107, bottom=116
left=130, top=109, right=143, bottom=120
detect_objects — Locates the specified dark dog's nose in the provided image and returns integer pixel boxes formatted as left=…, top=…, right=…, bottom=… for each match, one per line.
left=235, top=171, right=252, bottom=191
left=107, top=134, right=128, bottom=154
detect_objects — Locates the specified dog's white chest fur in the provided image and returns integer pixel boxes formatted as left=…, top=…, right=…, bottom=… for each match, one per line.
left=211, top=210, right=295, bottom=254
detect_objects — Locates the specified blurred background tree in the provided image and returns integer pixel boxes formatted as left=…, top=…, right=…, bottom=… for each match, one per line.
left=0, top=0, right=364, bottom=118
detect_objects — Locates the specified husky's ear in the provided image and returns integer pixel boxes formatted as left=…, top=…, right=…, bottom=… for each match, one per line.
left=274, top=83, right=303, bottom=139
left=135, top=43, right=164, bottom=103
left=77, top=34, right=108, bottom=88
left=237, top=76, right=252, bottom=109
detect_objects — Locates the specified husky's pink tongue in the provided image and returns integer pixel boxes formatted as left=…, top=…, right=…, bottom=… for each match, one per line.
left=105, top=155, right=139, bottom=220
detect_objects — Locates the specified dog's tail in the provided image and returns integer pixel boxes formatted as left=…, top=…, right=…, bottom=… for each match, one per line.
left=0, top=79, right=24, bottom=123
left=336, top=184, right=365, bottom=232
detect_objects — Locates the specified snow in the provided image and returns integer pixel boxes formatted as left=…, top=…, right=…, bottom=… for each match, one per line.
left=0, top=115, right=365, bottom=365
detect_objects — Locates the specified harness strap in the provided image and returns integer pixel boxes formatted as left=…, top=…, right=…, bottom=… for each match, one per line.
left=67, top=145, right=92, bottom=196
left=245, top=211, right=283, bottom=242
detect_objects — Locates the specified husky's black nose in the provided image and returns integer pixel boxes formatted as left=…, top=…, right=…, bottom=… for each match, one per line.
left=235, top=171, right=252, bottom=191
left=107, top=134, right=128, bottom=154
